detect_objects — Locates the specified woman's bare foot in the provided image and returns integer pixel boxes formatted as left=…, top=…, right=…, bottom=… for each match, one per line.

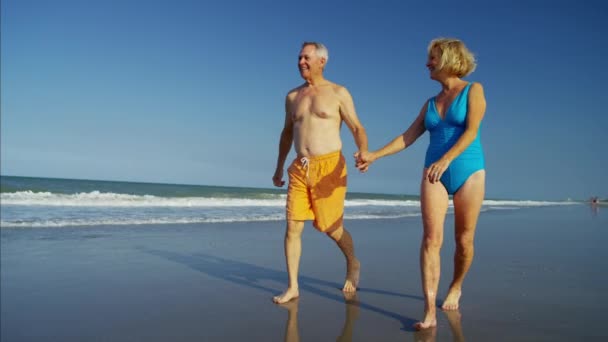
left=413, top=318, right=437, bottom=330
left=343, top=259, right=360, bottom=292
left=413, top=325, right=437, bottom=342
left=441, top=289, right=461, bottom=311
left=414, top=310, right=437, bottom=330
left=273, top=288, right=299, bottom=304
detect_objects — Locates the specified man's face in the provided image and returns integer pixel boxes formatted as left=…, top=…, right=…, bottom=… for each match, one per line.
left=298, top=45, right=324, bottom=79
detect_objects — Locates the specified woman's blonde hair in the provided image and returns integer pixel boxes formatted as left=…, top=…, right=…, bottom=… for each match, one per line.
left=428, top=38, right=477, bottom=77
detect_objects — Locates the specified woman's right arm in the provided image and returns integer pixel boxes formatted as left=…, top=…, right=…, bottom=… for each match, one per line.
left=356, top=101, right=428, bottom=172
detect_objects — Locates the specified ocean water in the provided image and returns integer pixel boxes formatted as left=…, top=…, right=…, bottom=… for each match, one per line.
left=0, top=176, right=578, bottom=228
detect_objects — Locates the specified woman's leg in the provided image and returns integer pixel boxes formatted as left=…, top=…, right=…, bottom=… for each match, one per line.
left=415, top=169, right=449, bottom=329
left=443, top=170, right=485, bottom=310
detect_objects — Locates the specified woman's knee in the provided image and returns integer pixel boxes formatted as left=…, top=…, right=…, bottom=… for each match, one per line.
left=422, top=232, right=443, bottom=250
left=455, top=233, right=475, bottom=254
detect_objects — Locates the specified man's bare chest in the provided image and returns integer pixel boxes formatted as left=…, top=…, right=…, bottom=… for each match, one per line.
left=291, top=93, right=339, bottom=122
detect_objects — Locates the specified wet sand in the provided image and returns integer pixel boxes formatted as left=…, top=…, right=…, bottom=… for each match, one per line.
left=1, top=205, right=607, bottom=341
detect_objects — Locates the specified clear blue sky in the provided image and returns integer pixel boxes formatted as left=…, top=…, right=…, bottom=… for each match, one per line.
left=2, top=0, right=607, bottom=200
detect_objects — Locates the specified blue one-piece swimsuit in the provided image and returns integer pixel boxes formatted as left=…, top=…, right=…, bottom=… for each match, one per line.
left=424, top=83, right=484, bottom=195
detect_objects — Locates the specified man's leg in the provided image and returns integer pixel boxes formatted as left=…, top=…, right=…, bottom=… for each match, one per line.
left=327, top=226, right=360, bottom=292
left=273, top=220, right=305, bottom=304
left=415, top=171, right=449, bottom=330
left=442, top=170, right=485, bottom=311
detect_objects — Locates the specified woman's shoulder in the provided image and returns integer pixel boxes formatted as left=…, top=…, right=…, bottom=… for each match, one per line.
left=467, top=81, right=485, bottom=96
left=468, top=81, right=484, bottom=89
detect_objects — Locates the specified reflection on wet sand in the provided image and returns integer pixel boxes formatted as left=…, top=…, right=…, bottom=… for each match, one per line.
left=413, top=310, right=465, bottom=342
left=280, top=298, right=300, bottom=342
left=281, top=292, right=360, bottom=342
left=337, top=292, right=360, bottom=342
left=591, top=203, right=599, bottom=217
left=445, top=310, right=465, bottom=342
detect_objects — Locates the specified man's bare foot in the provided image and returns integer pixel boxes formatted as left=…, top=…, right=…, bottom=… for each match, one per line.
left=342, top=291, right=359, bottom=304
left=441, top=289, right=461, bottom=311
left=273, top=288, right=299, bottom=304
left=278, top=297, right=300, bottom=311
left=343, top=259, right=360, bottom=292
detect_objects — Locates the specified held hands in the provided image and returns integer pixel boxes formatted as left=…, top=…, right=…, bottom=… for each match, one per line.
left=425, top=158, right=451, bottom=184
left=273, top=169, right=285, bottom=187
left=354, top=151, right=376, bottom=173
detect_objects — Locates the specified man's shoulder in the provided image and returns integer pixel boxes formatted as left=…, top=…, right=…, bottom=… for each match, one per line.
left=285, top=84, right=305, bottom=98
left=284, top=81, right=350, bottom=98
left=329, top=82, right=351, bottom=98
left=317, top=79, right=343, bottom=89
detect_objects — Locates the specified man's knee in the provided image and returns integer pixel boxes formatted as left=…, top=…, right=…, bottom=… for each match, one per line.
left=317, top=215, right=344, bottom=237
left=326, top=225, right=345, bottom=240
left=286, top=220, right=305, bottom=238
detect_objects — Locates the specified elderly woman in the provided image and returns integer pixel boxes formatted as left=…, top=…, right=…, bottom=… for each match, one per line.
left=356, top=38, right=486, bottom=330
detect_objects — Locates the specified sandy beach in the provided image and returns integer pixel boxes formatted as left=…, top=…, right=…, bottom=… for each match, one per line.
left=1, top=205, right=607, bottom=341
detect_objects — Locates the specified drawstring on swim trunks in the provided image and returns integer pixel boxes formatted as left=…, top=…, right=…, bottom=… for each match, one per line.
left=300, top=157, right=310, bottom=180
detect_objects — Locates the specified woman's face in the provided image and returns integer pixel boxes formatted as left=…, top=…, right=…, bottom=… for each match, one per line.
left=426, top=47, right=442, bottom=80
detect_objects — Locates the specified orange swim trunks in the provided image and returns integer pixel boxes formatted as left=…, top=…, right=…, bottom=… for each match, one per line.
left=286, top=150, right=347, bottom=232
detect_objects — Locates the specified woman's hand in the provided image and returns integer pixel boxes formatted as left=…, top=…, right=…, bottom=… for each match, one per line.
left=425, top=158, right=451, bottom=183
left=354, top=151, right=376, bottom=173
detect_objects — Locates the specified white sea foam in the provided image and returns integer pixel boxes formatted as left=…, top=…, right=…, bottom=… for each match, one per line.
left=0, top=212, right=424, bottom=228
left=0, top=191, right=577, bottom=208
left=482, top=199, right=578, bottom=206
left=0, top=190, right=580, bottom=228
left=0, top=191, right=286, bottom=207
left=345, top=199, right=420, bottom=207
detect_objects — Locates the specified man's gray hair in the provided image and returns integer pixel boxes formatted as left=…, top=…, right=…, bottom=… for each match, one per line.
left=302, top=42, right=329, bottom=62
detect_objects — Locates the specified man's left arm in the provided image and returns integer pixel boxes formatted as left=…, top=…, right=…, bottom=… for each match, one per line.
left=338, top=87, right=368, bottom=153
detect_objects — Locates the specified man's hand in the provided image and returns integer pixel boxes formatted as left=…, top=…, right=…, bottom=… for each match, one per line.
left=354, top=151, right=375, bottom=173
left=273, top=169, right=285, bottom=187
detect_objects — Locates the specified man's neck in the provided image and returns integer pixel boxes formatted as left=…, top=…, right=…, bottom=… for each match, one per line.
left=304, top=74, right=327, bottom=86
